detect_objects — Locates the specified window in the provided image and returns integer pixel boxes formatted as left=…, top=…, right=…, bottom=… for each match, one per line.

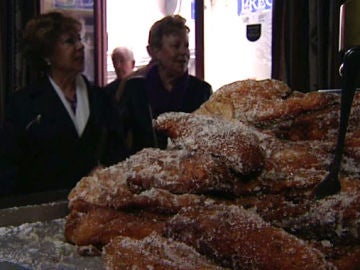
left=106, top=0, right=196, bottom=83
left=204, top=0, right=273, bottom=90
left=106, top=0, right=273, bottom=90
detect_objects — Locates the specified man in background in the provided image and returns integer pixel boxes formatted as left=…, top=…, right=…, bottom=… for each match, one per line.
left=104, top=46, right=135, bottom=99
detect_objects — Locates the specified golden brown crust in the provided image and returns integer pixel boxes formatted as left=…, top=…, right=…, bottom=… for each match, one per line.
left=67, top=162, right=133, bottom=210
left=233, top=194, right=313, bottom=226
left=64, top=79, right=360, bottom=269
left=313, top=243, right=360, bottom=270
left=155, top=112, right=265, bottom=175
left=230, top=138, right=331, bottom=197
left=68, top=149, right=212, bottom=214
left=194, top=79, right=338, bottom=128
left=281, top=191, right=360, bottom=245
left=164, top=203, right=335, bottom=270
left=102, top=232, right=228, bottom=270
left=65, top=203, right=168, bottom=248
left=195, top=79, right=292, bottom=122
left=125, top=148, right=238, bottom=195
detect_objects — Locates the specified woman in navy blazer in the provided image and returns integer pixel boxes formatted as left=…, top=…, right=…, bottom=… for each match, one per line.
left=0, top=12, right=124, bottom=195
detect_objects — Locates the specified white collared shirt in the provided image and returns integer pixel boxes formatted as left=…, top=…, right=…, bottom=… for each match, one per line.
left=49, top=75, right=90, bottom=137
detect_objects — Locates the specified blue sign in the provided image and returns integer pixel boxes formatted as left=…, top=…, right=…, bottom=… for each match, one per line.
left=191, top=0, right=195, bottom=20
left=54, top=0, right=94, bottom=10
left=238, top=0, right=273, bottom=15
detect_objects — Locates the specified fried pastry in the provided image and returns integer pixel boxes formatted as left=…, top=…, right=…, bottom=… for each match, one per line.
left=68, top=150, right=211, bottom=214
left=164, top=203, right=335, bottom=270
left=102, top=232, right=228, bottom=270
left=70, top=185, right=208, bottom=215
left=231, top=138, right=331, bottom=197
left=313, top=243, right=360, bottom=270
left=155, top=112, right=264, bottom=175
left=271, top=105, right=340, bottom=141
left=344, top=130, right=360, bottom=163
left=282, top=191, right=360, bottom=245
left=233, top=134, right=360, bottom=197
left=194, top=79, right=338, bottom=129
left=233, top=194, right=313, bottom=227
left=125, top=148, right=238, bottom=195
left=65, top=203, right=168, bottom=248
left=195, top=79, right=360, bottom=145
left=64, top=78, right=360, bottom=269
left=195, top=79, right=293, bottom=123
left=67, top=162, right=134, bottom=210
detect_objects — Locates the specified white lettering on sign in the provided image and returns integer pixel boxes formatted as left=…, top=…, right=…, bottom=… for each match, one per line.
left=238, top=0, right=273, bottom=15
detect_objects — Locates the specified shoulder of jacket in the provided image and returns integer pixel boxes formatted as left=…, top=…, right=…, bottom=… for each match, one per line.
left=124, top=76, right=146, bottom=87
left=188, top=76, right=212, bottom=89
left=10, top=77, right=50, bottom=99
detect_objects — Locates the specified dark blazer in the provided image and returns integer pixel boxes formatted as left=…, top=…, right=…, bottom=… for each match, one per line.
left=118, top=75, right=212, bottom=156
left=103, top=78, right=121, bottom=100
left=0, top=76, right=123, bottom=195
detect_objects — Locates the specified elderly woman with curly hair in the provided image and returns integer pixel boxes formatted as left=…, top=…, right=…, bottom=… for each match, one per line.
left=0, top=12, right=124, bottom=196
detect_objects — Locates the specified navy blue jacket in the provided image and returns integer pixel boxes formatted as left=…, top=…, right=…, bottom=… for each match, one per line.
left=0, top=76, right=124, bottom=195
left=103, top=78, right=121, bottom=100
left=118, top=73, right=212, bottom=156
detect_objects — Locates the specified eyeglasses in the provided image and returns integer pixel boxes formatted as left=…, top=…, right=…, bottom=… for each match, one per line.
left=59, top=36, right=83, bottom=46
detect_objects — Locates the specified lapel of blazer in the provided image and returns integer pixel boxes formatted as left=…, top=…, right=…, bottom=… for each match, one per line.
left=80, top=76, right=98, bottom=138
left=28, top=77, right=80, bottom=138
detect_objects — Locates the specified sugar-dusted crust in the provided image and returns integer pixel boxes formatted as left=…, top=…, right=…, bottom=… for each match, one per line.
left=282, top=191, right=360, bottom=245
left=125, top=148, right=239, bottom=195
left=155, top=112, right=265, bottom=175
left=68, top=149, right=213, bottom=214
left=65, top=202, right=168, bottom=247
left=164, top=203, right=336, bottom=270
left=102, top=232, right=228, bottom=270
left=64, top=79, right=360, bottom=269
left=195, top=79, right=337, bottom=127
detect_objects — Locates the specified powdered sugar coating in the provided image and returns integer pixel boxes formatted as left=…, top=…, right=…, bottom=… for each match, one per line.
left=165, top=203, right=336, bottom=270
left=102, top=232, right=226, bottom=270
left=63, top=79, right=360, bottom=269
left=283, top=191, right=360, bottom=244
left=155, top=112, right=264, bottom=175
left=195, top=79, right=338, bottom=129
left=126, top=148, right=238, bottom=195
left=68, top=149, right=223, bottom=213
left=0, top=218, right=104, bottom=269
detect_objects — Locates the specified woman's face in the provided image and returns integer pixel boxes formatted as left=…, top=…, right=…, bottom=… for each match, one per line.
left=49, top=31, right=85, bottom=75
left=153, top=29, right=190, bottom=78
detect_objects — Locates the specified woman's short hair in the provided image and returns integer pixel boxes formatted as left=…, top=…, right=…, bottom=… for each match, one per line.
left=22, top=11, right=82, bottom=71
left=148, top=15, right=190, bottom=50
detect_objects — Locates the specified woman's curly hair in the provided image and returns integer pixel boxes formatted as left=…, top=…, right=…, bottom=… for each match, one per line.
left=22, top=11, right=82, bottom=71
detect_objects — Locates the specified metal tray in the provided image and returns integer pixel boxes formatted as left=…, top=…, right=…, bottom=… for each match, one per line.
left=0, top=191, right=104, bottom=270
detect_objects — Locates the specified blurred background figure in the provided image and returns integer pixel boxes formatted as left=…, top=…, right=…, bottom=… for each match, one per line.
left=0, top=11, right=123, bottom=196
left=117, top=15, right=212, bottom=156
left=104, top=46, right=135, bottom=99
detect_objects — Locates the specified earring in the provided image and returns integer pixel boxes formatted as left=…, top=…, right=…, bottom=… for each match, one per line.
left=44, top=58, right=51, bottom=65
